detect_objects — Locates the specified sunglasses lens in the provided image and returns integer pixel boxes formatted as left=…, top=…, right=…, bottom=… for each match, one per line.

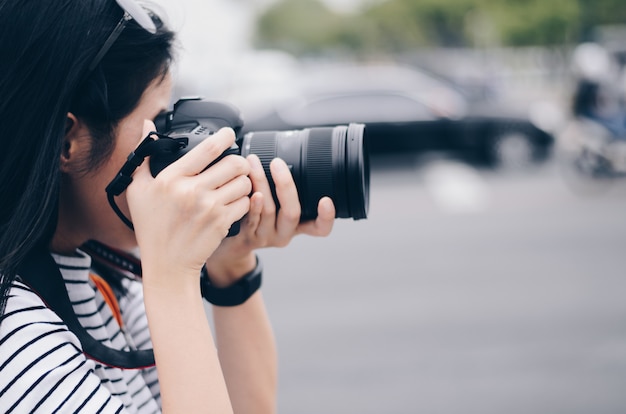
left=115, top=0, right=156, bottom=33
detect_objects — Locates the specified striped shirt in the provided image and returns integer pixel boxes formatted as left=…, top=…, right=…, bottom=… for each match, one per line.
left=0, top=250, right=161, bottom=413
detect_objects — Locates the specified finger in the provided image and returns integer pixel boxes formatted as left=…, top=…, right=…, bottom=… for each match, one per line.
left=247, top=155, right=274, bottom=211
left=204, top=195, right=251, bottom=241
left=247, top=155, right=267, bottom=190
left=225, top=194, right=252, bottom=226
left=239, top=192, right=264, bottom=236
left=247, top=155, right=277, bottom=239
left=271, top=158, right=300, bottom=240
left=195, top=154, right=251, bottom=190
left=165, top=127, right=237, bottom=177
left=297, top=197, right=335, bottom=237
left=210, top=174, right=252, bottom=206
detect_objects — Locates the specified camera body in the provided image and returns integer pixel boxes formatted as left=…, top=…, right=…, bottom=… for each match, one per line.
left=150, top=98, right=243, bottom=176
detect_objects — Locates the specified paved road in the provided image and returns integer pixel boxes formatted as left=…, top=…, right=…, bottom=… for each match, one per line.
left=257, top=156, right=626, bottom=414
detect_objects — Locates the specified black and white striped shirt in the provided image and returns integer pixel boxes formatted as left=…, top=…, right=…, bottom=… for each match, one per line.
left=0, top=250, right=161, bottom=413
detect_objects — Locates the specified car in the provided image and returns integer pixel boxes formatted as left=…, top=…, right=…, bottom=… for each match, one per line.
left=240, top=64, right=555, bottom=168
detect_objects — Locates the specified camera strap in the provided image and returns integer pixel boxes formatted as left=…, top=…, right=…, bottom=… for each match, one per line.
left=106, top=133, right=188, bottom=230
left=17, top=245, right=156, bottom=369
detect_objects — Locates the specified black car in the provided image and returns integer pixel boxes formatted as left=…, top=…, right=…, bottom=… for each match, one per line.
left=240, top=64, right=554, bottom=168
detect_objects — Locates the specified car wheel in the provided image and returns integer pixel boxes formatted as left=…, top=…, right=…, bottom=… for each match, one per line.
left=489, top=130, right=536, bottom=170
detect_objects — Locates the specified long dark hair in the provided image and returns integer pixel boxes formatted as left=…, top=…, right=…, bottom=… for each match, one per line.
left=0, top=0, right=176, bottom=314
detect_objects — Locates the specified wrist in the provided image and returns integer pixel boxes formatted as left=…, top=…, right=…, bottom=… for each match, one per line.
left=141, top=262, right=203, bottom=293
left=205, top=252, right=257, bottom=287
left=201, top=254, right=263, bottom=307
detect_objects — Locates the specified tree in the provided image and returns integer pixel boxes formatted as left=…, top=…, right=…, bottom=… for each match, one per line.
left=254, top=0, right=626, bottom=55
left=255, top=0, right=342, bottom=55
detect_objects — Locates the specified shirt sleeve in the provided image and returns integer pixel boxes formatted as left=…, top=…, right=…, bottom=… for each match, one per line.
left=0, top=282, right=127, bottom=413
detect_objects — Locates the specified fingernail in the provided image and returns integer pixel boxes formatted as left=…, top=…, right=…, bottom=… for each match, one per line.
left=252, top=193, right=263, bottom=208
left=273, top=158, right=289, bottom=175
left=248, top=154, right=263, bottom=170
left=321, top=197, right=334, bottom=214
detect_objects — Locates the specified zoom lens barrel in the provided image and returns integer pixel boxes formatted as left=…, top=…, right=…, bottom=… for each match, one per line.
left=241, top=123, right=369, bottom=221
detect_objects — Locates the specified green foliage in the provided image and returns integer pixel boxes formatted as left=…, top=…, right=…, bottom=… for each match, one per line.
left=577, top=0, right=626, bottom=39
left=255, top=0, right=343, bottom=54
left=486, top=0, right=580, bottom=45
left=254, top=0, right=626, bottom=55
left=362, top=0, right=480, bottom=50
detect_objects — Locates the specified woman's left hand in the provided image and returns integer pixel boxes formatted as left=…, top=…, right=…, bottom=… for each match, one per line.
left=204, top=154, right=335, bottom=285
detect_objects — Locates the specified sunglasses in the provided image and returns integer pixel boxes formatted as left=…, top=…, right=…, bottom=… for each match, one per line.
left=88, top=0, right=157, bottom=71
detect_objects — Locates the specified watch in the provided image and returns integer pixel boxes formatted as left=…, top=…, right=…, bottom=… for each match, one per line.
left=200, top=255, right=263, bottom=307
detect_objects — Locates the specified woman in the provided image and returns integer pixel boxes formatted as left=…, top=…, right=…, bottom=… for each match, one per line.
left=0, top=0, right=335, bottom=412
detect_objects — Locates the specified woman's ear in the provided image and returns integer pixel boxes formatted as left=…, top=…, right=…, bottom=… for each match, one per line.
left=61, top=113, right=91, bottom=174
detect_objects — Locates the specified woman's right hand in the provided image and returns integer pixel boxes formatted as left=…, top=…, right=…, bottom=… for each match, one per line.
left=126, top=122, right=252, bottom=288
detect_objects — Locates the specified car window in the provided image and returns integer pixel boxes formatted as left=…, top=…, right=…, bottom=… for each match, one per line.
left=280, top=93, right=434, bottom=125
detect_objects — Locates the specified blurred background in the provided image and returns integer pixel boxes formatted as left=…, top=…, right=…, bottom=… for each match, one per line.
left=155, top=0, right=626, bottom=412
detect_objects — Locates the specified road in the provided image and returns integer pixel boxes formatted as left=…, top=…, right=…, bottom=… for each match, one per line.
left=256, top=156, right=626, bottom=414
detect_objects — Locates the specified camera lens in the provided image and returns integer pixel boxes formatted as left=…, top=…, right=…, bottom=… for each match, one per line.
left=240, top=123, right=369, bottom=221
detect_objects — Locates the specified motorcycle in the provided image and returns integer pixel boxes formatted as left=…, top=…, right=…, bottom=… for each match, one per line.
left=557, top=115, right=626, bottom=179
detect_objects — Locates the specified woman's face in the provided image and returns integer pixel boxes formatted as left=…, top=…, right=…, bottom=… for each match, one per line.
left=55, top=72, right=173, bottom=253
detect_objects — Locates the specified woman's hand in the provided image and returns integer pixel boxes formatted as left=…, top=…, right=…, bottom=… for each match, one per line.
left=128, top=123, right=243, bottom=413
left=127, top=123, right=252, bottom=287
left=205, top=154, right=335, bottom=284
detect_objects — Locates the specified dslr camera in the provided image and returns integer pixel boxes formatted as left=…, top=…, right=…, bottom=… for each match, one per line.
left=150, top=98, right=369, bottom=222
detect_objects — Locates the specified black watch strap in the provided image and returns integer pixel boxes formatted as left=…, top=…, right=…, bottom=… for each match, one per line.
left=200, top=255, right=262, bottom=307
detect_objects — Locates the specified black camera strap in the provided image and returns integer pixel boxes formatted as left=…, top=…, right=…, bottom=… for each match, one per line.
left=17, top=238, right=260, bottom=368
left=17, top=245, right=156, bottom=369
left=106, top=133, right=188, bottom=230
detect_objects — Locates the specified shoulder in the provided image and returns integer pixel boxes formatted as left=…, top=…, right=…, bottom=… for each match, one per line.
left=0, top=281, right=125, bottom=412
left=3, top=280, right=73, bottom=326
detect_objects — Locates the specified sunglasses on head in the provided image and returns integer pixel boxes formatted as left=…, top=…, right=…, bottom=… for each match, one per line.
left=88, top=0, right=157, bottom=71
